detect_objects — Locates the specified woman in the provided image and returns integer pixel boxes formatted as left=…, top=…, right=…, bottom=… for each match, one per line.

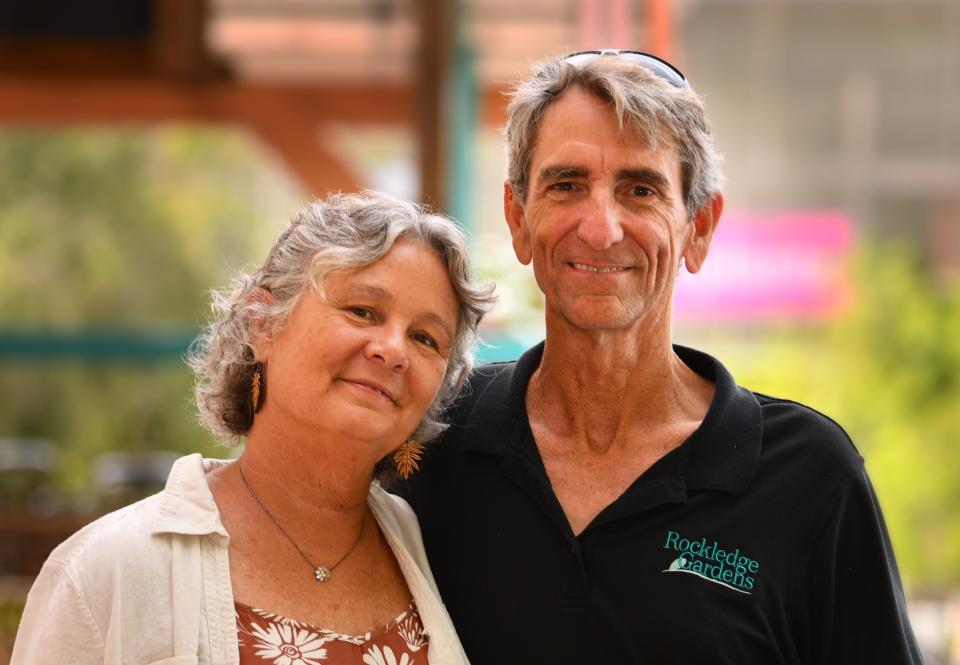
left=12, top=191, right=495, bottom=664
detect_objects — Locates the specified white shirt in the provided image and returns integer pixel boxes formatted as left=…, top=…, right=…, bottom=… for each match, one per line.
left=11, top=454, right=470, bottom=665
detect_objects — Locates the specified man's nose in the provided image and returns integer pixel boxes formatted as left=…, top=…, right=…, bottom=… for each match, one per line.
left=366, top=325, right=409, bottom=372
left=576, top=193, right=624, bottom=251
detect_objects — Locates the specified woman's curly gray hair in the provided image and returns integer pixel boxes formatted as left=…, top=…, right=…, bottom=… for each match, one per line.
left=188, top=191, right=496, bottom=446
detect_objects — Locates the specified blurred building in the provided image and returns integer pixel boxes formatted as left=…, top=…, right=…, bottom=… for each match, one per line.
left=2, top=0, right=956, bottom=276
left=0, top=1, right=957, bottom=661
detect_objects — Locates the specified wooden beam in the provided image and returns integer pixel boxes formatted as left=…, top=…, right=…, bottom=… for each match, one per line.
left=0, top=40, right=153, bottom=77
left=0, top=78, right=414, bottom=126
left=240, top=95, right=364, bottom=198
left=151, top=0, right=221, bottom=80
left=0, top=76, right=509, bottom=197
left=415, top=0, right=454, bottom=210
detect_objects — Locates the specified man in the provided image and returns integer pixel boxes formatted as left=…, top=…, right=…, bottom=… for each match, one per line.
left=399, top=50, right=922, bottom=663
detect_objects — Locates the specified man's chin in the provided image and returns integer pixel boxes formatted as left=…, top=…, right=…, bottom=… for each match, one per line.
left=547, top=298, right=650, bottom=332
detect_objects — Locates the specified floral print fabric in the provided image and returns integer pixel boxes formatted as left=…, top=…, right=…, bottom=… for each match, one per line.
left=236, top=599, right=429, bottom=665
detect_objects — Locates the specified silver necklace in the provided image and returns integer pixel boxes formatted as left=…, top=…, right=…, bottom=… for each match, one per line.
left=237, top=461, right=367, bottom=582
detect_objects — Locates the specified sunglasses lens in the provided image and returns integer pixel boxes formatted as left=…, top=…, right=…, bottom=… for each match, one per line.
left=621, top=54, right=686, bottom=88
left=563, top=52, right=602, bottom=69
left=563, top=50, right=687, bottom=89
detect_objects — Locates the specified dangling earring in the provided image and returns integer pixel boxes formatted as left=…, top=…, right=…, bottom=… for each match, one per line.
left=394, top=439, right=424, bottom=479
left=251, top=361, right=266, bottom=413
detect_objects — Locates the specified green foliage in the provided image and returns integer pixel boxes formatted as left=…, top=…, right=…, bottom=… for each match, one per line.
left=0, top=598, right=25, bottom=662
left=721, top=244, right=960, bottom=587
left=0, top=128, right=956, bottom=594
left=0, top=129, right=299, bottom=500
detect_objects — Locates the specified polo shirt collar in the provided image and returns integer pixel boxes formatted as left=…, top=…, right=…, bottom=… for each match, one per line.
left=461, top=342, right=762, bottom=497
left=675, top=345, right=762, bottom=495
left=151, top=453, right=231, bottom=538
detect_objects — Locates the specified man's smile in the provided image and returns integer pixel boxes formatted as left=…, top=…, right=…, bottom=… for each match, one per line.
left=567, top=261, right=631, bottom=273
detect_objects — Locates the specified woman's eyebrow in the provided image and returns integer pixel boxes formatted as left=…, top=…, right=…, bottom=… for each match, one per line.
left=420, top=312, right=455, bottom=341
left=341, top=284, right=454, bottom=340
left=339, top=284, right=392, bottom=301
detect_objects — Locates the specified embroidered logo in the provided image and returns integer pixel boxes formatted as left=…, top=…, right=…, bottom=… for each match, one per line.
left=661, top=530, right=759, bottom=595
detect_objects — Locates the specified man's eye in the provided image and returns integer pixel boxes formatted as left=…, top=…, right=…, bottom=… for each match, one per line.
left=550, top=182, right=576, bottom=192
left=630, top=186, right=654, bottom=197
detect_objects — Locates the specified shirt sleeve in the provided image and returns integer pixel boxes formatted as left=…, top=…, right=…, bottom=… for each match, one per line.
left=10, top=559, right=106, bottom=665
left=797, top=463, right=923, bottom=664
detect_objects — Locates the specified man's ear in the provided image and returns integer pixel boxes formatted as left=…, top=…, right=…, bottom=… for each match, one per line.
left=248, top=287, right=277, bottom=361
left=503, top=181, right=533, bottom=265
left=682, top=193, right=724, bottom=274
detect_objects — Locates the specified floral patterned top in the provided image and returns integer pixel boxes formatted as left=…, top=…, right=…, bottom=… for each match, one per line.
left=236, top=599, right=429, bottom=665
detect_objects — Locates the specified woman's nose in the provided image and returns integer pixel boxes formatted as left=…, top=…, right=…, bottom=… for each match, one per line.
left=366, top=326, right=409, bottom=371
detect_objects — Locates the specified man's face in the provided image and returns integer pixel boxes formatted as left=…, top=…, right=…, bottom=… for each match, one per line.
left=504, top=86, right=720, bottom=333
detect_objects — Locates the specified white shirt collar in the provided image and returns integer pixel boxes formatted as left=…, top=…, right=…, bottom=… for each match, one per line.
left=151, top=453, right=231, bottom=538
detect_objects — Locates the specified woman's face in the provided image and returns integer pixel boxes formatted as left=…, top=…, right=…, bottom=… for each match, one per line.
left=255, top=239, right=460, bottom=454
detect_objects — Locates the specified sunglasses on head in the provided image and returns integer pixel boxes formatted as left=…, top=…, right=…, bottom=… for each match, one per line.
left=563, top=49, right=688, bottom=89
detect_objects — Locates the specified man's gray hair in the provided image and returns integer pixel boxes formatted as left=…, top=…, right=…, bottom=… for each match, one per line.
left=188, top=190, right=496, bottom=446
left=505, top=54, right=723, bottom=217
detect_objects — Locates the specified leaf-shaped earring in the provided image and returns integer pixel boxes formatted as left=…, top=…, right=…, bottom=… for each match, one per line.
left=393, top=439, right=424, bottom=479
left=251, top=362, right=265, bottom=414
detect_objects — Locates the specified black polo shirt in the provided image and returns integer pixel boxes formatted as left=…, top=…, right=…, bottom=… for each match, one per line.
left=397, top=343, right=921, bottom=664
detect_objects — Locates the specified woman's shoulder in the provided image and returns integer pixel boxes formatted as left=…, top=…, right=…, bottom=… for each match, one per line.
left=368, top=483, right=417, bottom=530
left=41, top=492, right=171, bottom=587
left=367, top=484, right=428, bottom=563
left=41, top=454, right=228, bottom=595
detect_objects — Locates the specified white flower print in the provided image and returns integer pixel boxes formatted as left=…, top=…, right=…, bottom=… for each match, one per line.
left=396, top=614, right=426, bottom=652
left=316, top=628, right=370, bottom=645
left=362, top=645, right=413, bottom=665
left=253, top=608, right=311, bottom=629
left=251, top=621, right=329, bottom=665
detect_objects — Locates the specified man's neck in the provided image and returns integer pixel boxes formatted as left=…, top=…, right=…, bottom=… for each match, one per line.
left=529, top=318, right=714, bottom=456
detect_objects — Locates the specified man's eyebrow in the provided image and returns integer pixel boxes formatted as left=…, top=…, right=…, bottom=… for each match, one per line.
left=538, top=165, right=588, bottom=181
left=538, top=165, right=673, bottom=192
left=616, top=168, right=672, bottom=191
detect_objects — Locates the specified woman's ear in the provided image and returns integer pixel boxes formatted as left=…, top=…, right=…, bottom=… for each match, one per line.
left=248, top=287, right=277, bottom=361
left=682, top=193, right=724, bottom=274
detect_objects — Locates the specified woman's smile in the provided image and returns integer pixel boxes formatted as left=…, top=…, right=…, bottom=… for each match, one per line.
left=338, top=377, right=398, bottom=405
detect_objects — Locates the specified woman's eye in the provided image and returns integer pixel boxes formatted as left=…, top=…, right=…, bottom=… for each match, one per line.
left=411, top=332, right=438, bottom=349
left=348, top=307, right=373, bottom=319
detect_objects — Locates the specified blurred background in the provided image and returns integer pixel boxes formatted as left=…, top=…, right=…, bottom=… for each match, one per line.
left=0, top=0, right=957, bottom=661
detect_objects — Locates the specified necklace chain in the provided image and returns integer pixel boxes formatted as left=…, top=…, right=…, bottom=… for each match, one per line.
left=237, top=460, right=366, bottom=582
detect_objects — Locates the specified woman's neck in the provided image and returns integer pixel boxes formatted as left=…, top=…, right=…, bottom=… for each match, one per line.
left=238, top=421, right=379, bottom=521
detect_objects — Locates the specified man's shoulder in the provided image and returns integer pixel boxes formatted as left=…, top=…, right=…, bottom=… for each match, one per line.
left=446, top=360, right=520, bottom=422
left=465, top=359, right=519, bottom=392
left=751, top=390, right=865, bottom=484
left=420, top=359, right=526, bottom=465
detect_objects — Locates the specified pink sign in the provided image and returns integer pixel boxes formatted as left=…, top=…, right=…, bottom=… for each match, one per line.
left=673, top=211, right=856, bottom=323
